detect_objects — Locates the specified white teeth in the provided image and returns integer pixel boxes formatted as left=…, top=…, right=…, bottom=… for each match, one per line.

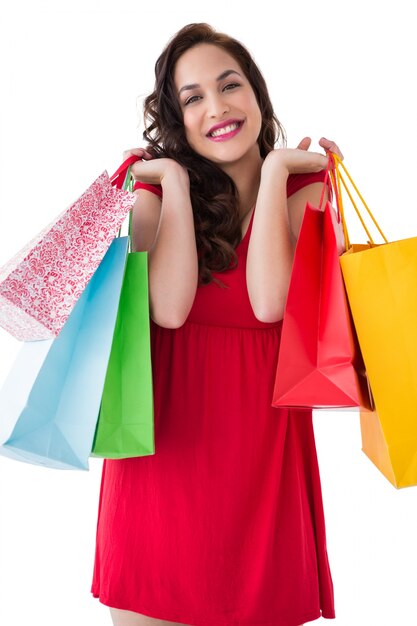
left=210, top=122, right=240, bottom=137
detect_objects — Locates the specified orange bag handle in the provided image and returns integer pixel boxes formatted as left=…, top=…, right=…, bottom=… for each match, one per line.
left=330, top=153, right=388, bottom=249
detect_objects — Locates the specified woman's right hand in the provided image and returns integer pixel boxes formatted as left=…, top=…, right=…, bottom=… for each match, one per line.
left=123, top=147, right=189, bottom=187
left=262, top=146, right=328, bottom=177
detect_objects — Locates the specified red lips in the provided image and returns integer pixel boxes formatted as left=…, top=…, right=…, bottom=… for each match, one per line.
left=206, top=119, right=243, bottom=136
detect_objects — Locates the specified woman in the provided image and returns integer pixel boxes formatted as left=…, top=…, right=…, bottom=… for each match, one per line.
left=91, top=22, right=342, bottom=626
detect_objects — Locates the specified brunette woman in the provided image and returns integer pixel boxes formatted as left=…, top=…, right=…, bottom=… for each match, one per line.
left=91, top=22, right=343, bottom=626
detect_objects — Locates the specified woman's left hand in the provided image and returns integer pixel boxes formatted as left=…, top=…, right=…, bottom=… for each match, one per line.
left=296, top=136, right=344, bottom=161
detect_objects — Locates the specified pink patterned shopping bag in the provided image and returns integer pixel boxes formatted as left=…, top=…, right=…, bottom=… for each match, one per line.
left=0, top=155, right=139, bottom=341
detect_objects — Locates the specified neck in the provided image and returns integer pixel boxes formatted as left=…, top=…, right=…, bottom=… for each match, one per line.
left=221, top=146, right=263, bottom=219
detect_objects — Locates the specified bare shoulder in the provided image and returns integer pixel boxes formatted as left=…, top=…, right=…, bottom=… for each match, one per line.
left=130, top=189, right=162, bottom=252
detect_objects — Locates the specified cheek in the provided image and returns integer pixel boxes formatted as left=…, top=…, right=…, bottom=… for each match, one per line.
left=249, top=98, right=262, bottom=126
left=251, top=104, right=262, bottom=135
left=183, top=111, right=202, bottom=148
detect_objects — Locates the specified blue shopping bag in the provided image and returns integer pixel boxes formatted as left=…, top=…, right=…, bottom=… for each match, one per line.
left=0, top=236, right=129, bottom=470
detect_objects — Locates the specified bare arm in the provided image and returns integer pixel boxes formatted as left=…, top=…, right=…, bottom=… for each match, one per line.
left=147, top=168, right=198, bottom=329
left=131, top=189, right=162, bottom=253
left=126, top=152, right=199, bottom=329
left=246, top=149, right=328, bottom=323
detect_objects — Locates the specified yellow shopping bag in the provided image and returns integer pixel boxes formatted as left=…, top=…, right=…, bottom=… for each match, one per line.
left=332, top=154, right=417, bottom=489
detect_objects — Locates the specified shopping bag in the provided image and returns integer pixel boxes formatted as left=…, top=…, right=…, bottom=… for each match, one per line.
left=91, top=173, right=154, bottom=459
left=333, top=153, right=417, bottom=488
left=0, top=236, right=129, bottom=470
left=91, top=248, right=154, bottom=459
left=272, top=164, right=372, bottom=410
left=0, top=156, right=139, bottom=341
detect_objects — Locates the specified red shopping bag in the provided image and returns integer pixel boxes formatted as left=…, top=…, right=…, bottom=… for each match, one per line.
left=272, top=163, right=372, bottom=410
left=0, top=155, right=139, bottom=341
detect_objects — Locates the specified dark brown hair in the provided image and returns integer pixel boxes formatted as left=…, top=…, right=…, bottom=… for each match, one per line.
left=143, top=23, right=286, bottom=286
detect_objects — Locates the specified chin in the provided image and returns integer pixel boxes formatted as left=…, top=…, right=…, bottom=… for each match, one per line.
left=210, top=151, right=255, bottom=166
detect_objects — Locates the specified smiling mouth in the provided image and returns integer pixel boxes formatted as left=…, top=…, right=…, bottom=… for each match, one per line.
left=207, top=121, right=243, bottom=138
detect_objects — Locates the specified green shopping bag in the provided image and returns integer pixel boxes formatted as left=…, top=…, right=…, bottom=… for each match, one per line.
left=90, top=171, right=154, bottom=459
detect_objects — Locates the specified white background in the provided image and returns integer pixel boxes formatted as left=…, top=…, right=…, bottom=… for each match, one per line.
left=1, top=1, right=417, bottom=625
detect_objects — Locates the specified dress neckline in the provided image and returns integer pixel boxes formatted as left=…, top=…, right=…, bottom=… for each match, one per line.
left=237, top=206, right=256, bottom=249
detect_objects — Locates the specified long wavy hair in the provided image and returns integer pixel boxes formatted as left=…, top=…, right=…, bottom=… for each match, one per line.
left=143, top=23, right=286, bottom=286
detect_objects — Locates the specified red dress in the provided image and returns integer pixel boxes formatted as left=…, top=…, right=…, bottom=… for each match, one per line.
left=91, top=172, right=336, bottom=625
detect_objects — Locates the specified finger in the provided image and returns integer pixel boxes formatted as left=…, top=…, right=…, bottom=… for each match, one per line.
left=122, top=147, right=152, bottom=161
left=296, top=136, right=312, bottom=151
left=122, top=148, right=142, bottom=161
left=319, top=137, right=344, bottom=161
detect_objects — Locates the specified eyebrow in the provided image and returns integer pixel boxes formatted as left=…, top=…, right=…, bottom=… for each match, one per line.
left=177, top=69, right=242, bottom=97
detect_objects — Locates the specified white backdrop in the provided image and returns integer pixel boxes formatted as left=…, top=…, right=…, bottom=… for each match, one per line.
left=1, top=1, right=416, bottom=625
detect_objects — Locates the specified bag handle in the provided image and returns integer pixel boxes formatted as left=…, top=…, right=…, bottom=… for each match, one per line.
left=325, top=153, right=350, bottom=249
left=110, top=154, right=142, bottom=189
left=330, top=152, right=388, bottom=248
left=114, top=159, right=137, bottom=248
left=317, top=155, right=352, bottom=250
left=318, top=155, right=334, bottom=211
left=319, top=154, right=344, bottom=216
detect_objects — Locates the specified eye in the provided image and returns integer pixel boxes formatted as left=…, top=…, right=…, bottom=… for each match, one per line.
left=184, top=94, right=201, bottom=106
left=223, top=82, right=240, bottom=91
left=184, top=83, right=241, bottom=106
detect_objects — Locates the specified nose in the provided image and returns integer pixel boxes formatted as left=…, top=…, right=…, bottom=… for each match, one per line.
left=206, top=92, right=230, bottom=118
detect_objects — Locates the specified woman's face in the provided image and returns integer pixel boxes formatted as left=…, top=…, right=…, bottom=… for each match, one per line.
left=174, top=43, right=263, bottom=168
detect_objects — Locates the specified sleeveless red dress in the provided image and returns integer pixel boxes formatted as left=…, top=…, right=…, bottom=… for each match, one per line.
left=91, top=172, right=336, bottom=625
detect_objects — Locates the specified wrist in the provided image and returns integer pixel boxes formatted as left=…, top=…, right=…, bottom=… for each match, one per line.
left=161, top=163, right=190, bottom=190
left=261, top=151, right=290, bottom=182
